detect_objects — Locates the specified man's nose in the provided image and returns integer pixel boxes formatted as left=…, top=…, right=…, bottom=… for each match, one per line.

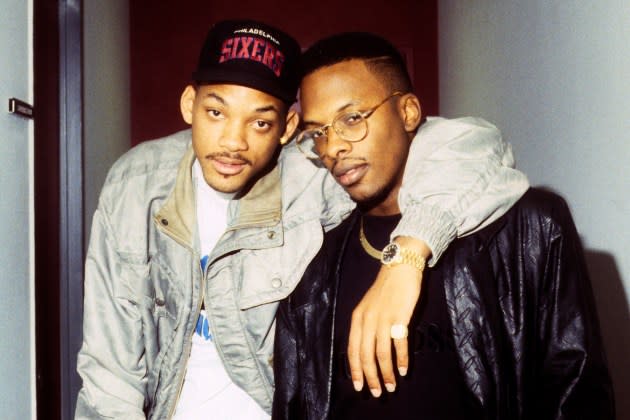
left=219, top=121, right=248, bottom=151
left=322, top=128, right=352, bottom=159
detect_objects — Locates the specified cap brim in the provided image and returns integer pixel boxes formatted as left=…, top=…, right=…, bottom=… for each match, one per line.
left=192, top=66, right=296, bottom=104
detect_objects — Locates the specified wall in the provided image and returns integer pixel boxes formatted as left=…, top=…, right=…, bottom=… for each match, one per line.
left=83, top=0, right=131, bottom=243
left=439, top=1, right=630, bottom=416
left=0, top=0, right=34, bottom=418
left=128, top=0, right=438, bottom=144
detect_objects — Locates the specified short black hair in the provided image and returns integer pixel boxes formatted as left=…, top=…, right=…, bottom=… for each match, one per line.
left=301, top=32, right=413, bottom=93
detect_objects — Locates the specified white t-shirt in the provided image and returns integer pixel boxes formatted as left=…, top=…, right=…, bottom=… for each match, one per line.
left=173, top=161, right=269, bottom=420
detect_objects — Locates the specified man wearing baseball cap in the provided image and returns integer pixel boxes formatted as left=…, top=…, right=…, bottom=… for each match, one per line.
left=75, top=20, right=526, bottom=419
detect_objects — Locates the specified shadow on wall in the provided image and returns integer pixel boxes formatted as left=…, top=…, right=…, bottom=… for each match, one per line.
left=585, top=249, right=629, bottom=419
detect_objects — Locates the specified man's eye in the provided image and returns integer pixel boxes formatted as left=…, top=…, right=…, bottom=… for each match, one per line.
left=340, top=113, right=363, bottom=126
left=207, top=109, right=222, bottom=118
left=254, top=120, right=271, bottom=129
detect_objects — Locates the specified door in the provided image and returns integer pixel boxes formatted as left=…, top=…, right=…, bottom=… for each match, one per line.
left=0, top=0, right=35, bottom=418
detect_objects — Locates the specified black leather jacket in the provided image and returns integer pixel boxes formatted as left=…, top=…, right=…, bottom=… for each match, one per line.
left=273, top=188, right=614, bottom=419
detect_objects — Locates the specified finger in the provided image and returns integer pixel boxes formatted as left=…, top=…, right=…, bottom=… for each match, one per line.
left=392, top=336, right=409, bottom=377
left=359, top=311, right=382, bottom=397
left=376, top=323, right=396, bottom=392
left=347, top=309, right=364, bottom=392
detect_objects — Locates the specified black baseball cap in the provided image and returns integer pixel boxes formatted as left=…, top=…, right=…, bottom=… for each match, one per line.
left=192, top=19, right=301, bottom=104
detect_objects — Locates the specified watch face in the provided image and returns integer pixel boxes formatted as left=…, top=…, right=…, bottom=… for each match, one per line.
left=381, top=243, right=399, bottom=264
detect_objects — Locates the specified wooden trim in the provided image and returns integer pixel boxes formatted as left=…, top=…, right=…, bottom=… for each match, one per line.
left=34, top=1, right=84, bottom=419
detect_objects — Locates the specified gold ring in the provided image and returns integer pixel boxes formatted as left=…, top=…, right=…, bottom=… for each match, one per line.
left=390, top=324, right=408, bottom=340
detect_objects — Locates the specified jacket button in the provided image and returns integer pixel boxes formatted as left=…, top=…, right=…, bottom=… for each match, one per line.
left=161, top=218, right=168, bottom=226
left=271, top=278, right=282, bottom=288
left=267, top=230, right=275, bottom=239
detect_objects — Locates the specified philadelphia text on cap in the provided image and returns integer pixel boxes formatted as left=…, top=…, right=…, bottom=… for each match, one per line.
left=234, top=27, right=279, bottom=44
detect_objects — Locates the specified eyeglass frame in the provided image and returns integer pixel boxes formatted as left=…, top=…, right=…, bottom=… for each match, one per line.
left=295, top=91, right=404, bottom=159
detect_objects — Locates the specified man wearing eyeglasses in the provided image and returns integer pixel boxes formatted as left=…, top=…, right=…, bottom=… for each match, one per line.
left=273, top=32, right=614, bottom=419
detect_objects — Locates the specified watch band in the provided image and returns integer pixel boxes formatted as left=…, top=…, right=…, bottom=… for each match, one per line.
left=359, top=217, right=427, bottom=271
left=398, top=246, right=427, bottom=271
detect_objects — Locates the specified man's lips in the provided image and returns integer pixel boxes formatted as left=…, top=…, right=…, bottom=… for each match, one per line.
left=209, top=154, right=250, bottom=176
left=332, top=160, right=368, bottom=187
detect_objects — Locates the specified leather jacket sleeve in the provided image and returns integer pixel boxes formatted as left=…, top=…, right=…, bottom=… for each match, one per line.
left=446, top=189, right=614, bottom=419
left=526, top=192, right=614, bottom=419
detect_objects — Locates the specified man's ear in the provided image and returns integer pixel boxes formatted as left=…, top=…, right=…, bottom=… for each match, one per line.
left=180, top=85, right=197, bottom=125
left=399, top=93, right=422, bottom=133
left=279, top=108, right=300, bottom=145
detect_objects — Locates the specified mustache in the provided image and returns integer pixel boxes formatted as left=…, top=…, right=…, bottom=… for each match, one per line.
left=206, top=152, right=252, bottom=166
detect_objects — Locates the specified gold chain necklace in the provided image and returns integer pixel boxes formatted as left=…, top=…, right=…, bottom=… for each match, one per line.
left=359, top=217, right=382, bottom=260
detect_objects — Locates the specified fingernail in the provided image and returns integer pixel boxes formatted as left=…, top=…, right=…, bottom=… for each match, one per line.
left=398, top=367, right=408, bottom=376
left=385, top=383, right=396, bottom=392
left=370, top=388, right=382, bottom=398
left=353, top=381, right=363, bottom=391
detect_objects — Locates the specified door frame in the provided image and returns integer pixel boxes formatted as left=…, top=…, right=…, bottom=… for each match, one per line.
left=34, top=1, right=83, bottom=418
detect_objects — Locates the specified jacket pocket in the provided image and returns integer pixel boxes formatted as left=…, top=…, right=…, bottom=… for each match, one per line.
left=237, top=219, right=324, bottom=309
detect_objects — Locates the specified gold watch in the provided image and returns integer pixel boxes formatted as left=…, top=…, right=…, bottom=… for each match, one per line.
left=380, top=242, right=426, bottom=271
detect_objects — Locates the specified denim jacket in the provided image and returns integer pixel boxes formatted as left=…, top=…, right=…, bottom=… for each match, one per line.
left=75, top=117, right=529, bottom=419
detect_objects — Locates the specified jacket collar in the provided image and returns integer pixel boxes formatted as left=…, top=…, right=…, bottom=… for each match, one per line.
left=154, top=145, right=282, bottom=249
left=228, top=164, right=282, bottom=230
